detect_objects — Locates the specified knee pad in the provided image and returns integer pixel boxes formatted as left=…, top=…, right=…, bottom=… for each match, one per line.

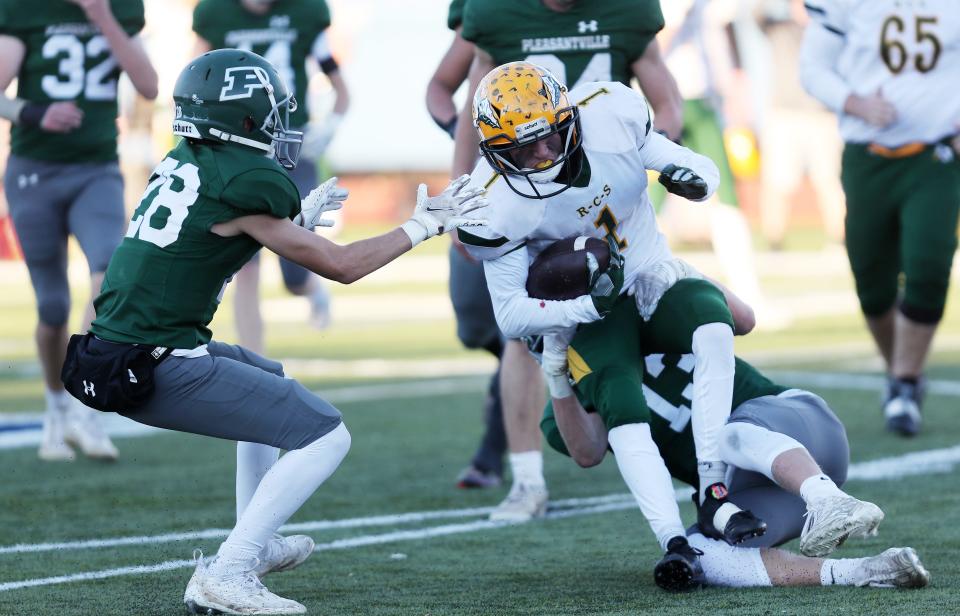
left=37, top=293, right=70, bottom=327
left=901, top=272, right=948, bottom=324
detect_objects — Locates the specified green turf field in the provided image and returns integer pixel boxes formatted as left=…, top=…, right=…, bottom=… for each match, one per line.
left=0, top=247, right=958, bottom=615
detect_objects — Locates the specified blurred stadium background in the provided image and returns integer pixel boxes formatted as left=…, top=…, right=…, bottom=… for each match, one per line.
left=1, top=1, right=959, bottom=614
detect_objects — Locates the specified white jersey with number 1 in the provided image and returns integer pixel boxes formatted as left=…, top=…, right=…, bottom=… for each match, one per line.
left=458, top=81, right=719, bottom=339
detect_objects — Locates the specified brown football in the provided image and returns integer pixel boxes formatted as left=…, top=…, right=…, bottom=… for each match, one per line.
left=525, top=236, right=611, bottom=300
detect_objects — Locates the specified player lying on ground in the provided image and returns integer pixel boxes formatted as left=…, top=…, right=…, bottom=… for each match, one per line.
left=61, top=49, right=487, bottom=616
left=535, top=331, right=928, bottom=591
left=458, top=61, right=764, bottom=543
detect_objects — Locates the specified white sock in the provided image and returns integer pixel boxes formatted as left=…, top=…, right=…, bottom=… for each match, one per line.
left=236, top=442, right=280, bottom=521
left=719, top=421, right=804, bottom=482
left=800, top=474, right=846, bottom=504
left=508, top=451, right=545, bottom=488
left=214, top=423, right=351, bottom=570
left=607, top=423, right=686, bottom=550
left=45, top=388, right=70, bottom=414
left=688, top=533, right=772, bottom=587
left=691, top=323, right=735, bottom=503
left=821, top=558, right=868, bottom=586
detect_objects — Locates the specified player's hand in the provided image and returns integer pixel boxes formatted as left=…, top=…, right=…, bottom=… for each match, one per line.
left=843, top=89, right=896, bottom=128
left=299, top=114, right=343, bottom=160
left=541, top=331, right=576, bottom=398
left=658, top=164, right=708, bottom=201
left=293, top=176, right=348, bottom=231
left=402, top=174, right=489, bottom=246
left=587, top=236, right=624, bottom=317
left=634, top=258, right=702, bottom=321
left=65, top=0, right=112, bottom=23
left=39, top=102, right=84, bottom=133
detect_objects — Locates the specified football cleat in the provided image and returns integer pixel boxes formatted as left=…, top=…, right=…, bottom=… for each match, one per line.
left=654, top=536, right=705, bottom=592
left=800, top=494, right=884, bottom=557
left=38, top=409, right=75, bottom=462
left=184, top=554, right=306, bottom=615
left=456, top=465, right=503, bottom=489
left=696, top=482, right=767, bottom=545
left=64, top=405, right=118, bottom=461
left=851, top=547, right=930, bottom=588
left=883, top=379, right=923, bottom=437
left=488, top=482, right=548, bottom=522
left=254, top=535, right=315, bottom=578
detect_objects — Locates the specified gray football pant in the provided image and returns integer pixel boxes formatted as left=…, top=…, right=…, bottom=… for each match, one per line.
left=448, top=245, right=506, bottom=474
left=121, top=341, right=342, bottom=450
left=723, top=391, right=850, bottom=548
left=5, top=155, right=125, bottom=326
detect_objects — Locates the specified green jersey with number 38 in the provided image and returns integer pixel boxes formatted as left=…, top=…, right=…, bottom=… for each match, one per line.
left=90, top=140, right=300, bottom=349
left=0, top=0, right=144, bottom=162
left=461, top=0, right=663, bottom=89
left=192, top=0, right=331, bottom=127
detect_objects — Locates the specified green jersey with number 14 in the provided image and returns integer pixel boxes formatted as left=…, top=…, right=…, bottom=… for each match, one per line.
left=192, top=0, right=331, bottom=127
left=0, top=0, right=145, bottom=162
left=90, top=140, right=300, bottom=349
left=461, top=0, right=663, bottom=89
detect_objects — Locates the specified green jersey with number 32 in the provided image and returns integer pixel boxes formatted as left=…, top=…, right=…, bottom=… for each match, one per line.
left=0, top=0, right=144, bottom=162
left=461, top=0, right=663, bottom=88
left=192, top=0, right=330, bottom=127
left=90, top=140, right=300, bottom=349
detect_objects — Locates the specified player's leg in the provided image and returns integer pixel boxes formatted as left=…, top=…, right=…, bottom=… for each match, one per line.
left=66, top=161, right=127, bottom=460
left=6, top=157, right=78, bottom=461
left=644, top=278, right=763, bottom=543
left=449, top=245, right=507, bottom=489
left=888, top=149, right=960, bottom=435
left=840, top=145, right=901, bottom=392
left=687, top=533, right=929, bottom=589
left=568, top=298, right=688, bottom=553
left=232, top=254, right=265, bottom=355
left=119, top=340, right=348, bottom=613
left=722, top=390, right=881, bottom=555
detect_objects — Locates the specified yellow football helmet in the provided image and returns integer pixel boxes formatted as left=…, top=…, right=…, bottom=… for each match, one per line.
left=472, top=61, right=582, bottom=199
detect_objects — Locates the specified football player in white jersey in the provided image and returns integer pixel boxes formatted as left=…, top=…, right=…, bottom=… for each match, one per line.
left=800, top=0, right=960, bottom=436
left=459, top=62, right=766, bottom=552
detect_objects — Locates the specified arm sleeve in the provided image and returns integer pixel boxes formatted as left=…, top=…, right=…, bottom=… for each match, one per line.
left=640, top=131, right=720, bottom=201
left=191, top=1, right=216, bottom=40
left=447, top=0, right=466, bottom=31
left=483, top=246, right=601, bottom=339
left=798, top=22, right=850, bottom=114
left=218, top=169, right=301, bottom=222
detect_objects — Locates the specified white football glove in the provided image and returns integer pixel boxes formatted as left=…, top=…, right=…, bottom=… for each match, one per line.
left=293, top=176, right=348, bottom=231
left=401, top=174, right=489, bottom=246
left=299, top=113, right=343, bottom=160
left=634, top=258, right=703, bottom=321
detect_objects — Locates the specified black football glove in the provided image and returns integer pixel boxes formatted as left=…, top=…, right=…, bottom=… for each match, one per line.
left=658, top=164, right=708, bottom=200
left=696, top=482, right=768, bottom=545
left=587, top=236, right=624, bottom=317
left=654, top=536, right=705, bottom=592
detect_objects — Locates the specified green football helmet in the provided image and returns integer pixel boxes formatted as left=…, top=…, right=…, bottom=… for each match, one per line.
left=172, top=49, right=302, bottom=169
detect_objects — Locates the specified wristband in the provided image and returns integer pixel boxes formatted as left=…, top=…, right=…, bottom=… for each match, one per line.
left=401, top=219, right=428, bottom=247
left=19, top=102, right=48, bottom=127
left=546, top=372, right=574, bottom=399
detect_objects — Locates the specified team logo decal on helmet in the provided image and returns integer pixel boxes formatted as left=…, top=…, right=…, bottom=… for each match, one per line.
left=172, top=49, right=303, bottom=169
left=219, top=66, right=272, bottom=101
left=472, top=61, right=583, bottom=199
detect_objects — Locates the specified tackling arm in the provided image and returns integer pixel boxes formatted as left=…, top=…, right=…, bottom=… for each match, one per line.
left=451, top=47, right=495, bottom=176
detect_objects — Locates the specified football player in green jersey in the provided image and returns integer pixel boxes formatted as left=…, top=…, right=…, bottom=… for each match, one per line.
left=428, top=0, right=684, bottom=523
left=0, top=0, right=158, bottom=462
left=79, top=50, right=486, bottom=615
left=193, top=0, right=351, bottom=353
left=535, top=333, right=927, bottom=592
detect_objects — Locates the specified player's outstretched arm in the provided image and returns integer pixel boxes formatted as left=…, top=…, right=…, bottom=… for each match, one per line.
left=425, top=29, right=473, bottom=139
left=630, top=40, right=683, bottom=142
left=67, top=0, right=158, bottom=100
left=219, top=176, right=487, bottom=284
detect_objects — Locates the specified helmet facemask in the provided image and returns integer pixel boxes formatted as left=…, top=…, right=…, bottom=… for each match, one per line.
left=480, top=106, right=583, bottom=200
left=251, top=68, right=303, bottom=170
